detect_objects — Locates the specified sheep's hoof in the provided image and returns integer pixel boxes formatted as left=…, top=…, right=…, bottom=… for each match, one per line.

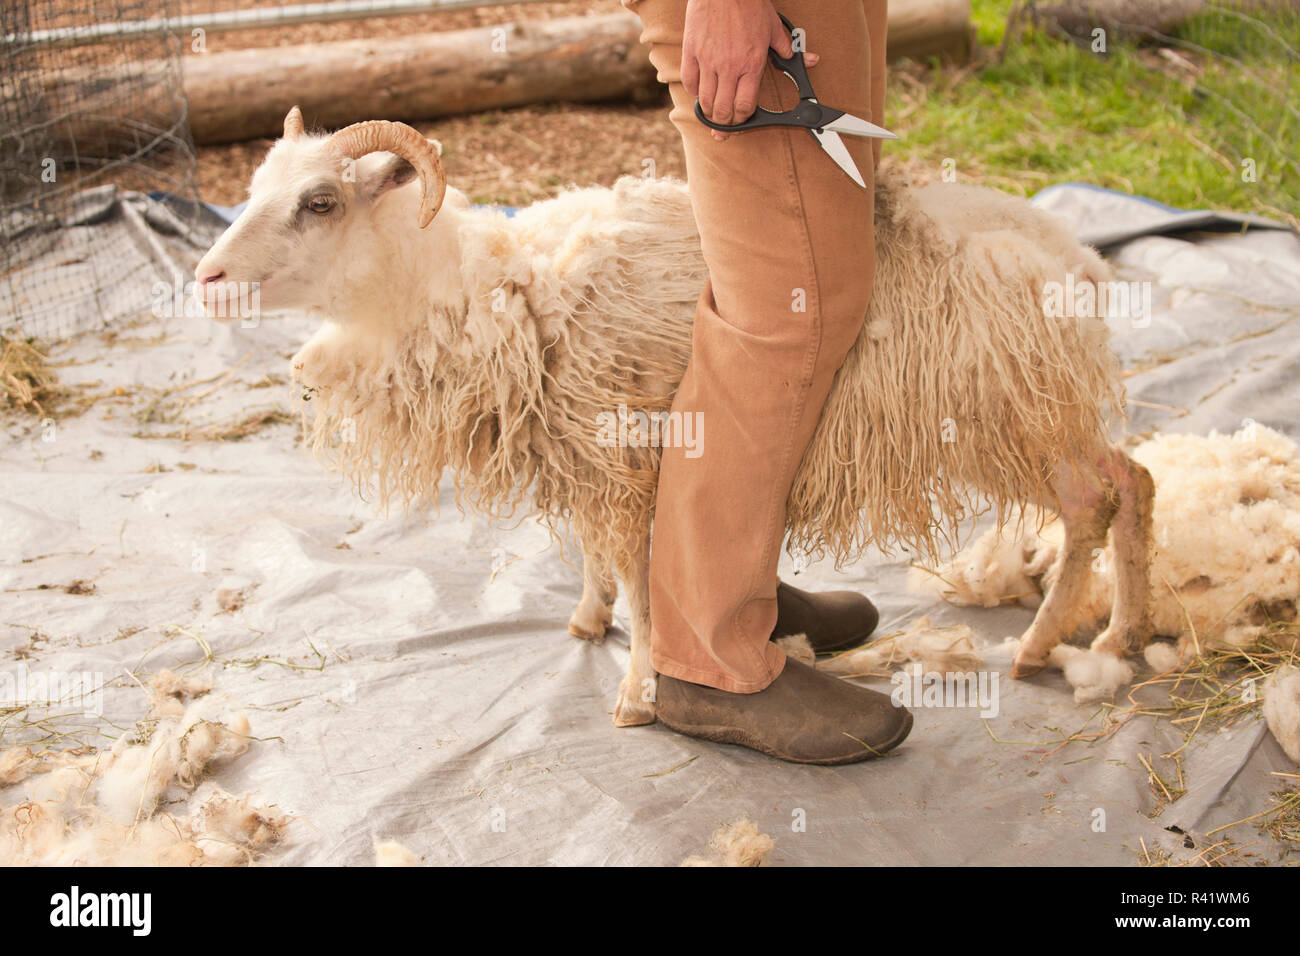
left=567, top=621, right=608, bottom=644
left=1010, top=654, right=1048, bottom=680
left=613, top=686, right=656, bottom=728
left=612, top=701, right=656, bottom=728
left=567, top=622, right=607, bottom=644
left=567, top=606, right=611, bottom=644
left=1090, top=623, right=1152, bottom=658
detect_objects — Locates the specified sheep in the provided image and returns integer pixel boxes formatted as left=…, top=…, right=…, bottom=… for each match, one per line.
left=194, top=108, right=1155, bottom=727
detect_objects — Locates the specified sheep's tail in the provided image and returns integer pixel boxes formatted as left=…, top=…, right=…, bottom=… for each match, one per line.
left=786, top=179, right=1125, bottom=564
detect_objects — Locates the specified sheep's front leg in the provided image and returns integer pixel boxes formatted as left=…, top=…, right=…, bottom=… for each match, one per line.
left=568, top=551, right=617, bottom=643
left=1089, top=448, right=1155, bottom=658
left=290, top=323, right=349, bottom=392
left=1012, top=458, right=1119, bottom=678
left=612, top=540, right=656, bottom=727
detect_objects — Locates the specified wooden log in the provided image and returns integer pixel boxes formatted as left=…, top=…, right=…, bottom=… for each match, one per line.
left=185, top=14, right=658, bottom=144
left=887, top=0, right=972, bottom=61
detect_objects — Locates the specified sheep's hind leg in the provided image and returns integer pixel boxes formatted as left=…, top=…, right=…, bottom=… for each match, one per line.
left=568, top=550, right=617, bottom=643
left=1089, top=447, right=1155, bottom=659
left=612, top=539, right=656, bottom=727
left=1011, top=457, right=1118, bottom=679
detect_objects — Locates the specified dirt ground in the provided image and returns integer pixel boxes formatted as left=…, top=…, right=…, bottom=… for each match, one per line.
left=197, top=98, right=686, bottom=208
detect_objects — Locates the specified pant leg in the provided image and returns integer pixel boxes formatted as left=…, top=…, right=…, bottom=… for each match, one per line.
left=624, top=0, right=878, bottom=693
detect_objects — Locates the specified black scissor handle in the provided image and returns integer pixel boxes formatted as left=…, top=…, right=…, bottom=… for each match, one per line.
left=767, top=13, right=816, bottom=100
left=695, top=99, right=834, bottom=133
left=693, top=12, right=819, bottom=133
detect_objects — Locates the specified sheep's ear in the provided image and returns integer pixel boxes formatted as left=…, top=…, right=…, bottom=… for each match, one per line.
left=427, top=137, right=443, bottom=157
left=359, top=153, right=417, bottom=202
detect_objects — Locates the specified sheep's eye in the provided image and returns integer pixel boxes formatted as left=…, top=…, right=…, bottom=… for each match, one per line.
left=307, top=196, right=335, bottom=214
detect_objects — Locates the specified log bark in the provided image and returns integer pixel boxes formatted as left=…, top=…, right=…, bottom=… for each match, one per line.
left=887, top=0, right=972, bottom=61
left=186, top=14, right=658, bottom=144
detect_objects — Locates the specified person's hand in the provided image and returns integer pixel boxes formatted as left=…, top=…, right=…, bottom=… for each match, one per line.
left=683, top=0, right=820, bottom=141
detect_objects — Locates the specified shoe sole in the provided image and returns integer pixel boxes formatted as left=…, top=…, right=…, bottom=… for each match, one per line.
left=657, top=706, right=914, bottom=766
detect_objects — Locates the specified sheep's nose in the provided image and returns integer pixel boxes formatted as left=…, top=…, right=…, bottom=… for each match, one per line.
left=196, top=267, right=226, bottom=288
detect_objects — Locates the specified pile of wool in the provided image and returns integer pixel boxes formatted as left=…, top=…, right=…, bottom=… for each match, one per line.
left=775, top=633, right=816, bottom=666
left=1263, top=666, right=1300, bottom=765
left=913, top=425, right=1300, bottom=657
left=817, top=618, right=982, bottom=677
left=1142, top=641, right=1185, bottom=674
left=1047, top=644, right=1136, bottom=704
left=146, top=667, right=214, bottom=716
left=0, top=670, right=289, bottom=866
left=681, top=818, right=775, bottom=867
left=374, top=838, right=421, bottom=866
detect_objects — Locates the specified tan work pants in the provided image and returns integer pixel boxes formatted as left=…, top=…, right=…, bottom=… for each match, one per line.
left=623, top=0, right=884, bottom=692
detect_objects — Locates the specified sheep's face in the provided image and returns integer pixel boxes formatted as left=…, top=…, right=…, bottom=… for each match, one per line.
left=193, top=137, right=420, bottom=319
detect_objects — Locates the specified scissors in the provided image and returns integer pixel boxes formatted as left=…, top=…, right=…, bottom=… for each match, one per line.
left=693, top=13, right=897, bottom=187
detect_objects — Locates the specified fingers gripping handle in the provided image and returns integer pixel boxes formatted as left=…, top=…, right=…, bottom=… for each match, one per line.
left=693, top=12, right=818, bottom=133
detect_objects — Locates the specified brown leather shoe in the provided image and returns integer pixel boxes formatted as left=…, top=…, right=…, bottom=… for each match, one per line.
left=656, top=659, right=912, bottom=765
left=772, top=581, right=880, bottom=653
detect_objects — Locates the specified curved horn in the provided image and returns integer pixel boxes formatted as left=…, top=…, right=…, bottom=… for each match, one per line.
left=326, top=120, right=447, bottom=229
left=283, top=105, right=304, bottom=140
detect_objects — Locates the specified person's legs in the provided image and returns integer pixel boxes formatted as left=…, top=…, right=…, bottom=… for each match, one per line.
left=624, top=0, right=879, bottom=693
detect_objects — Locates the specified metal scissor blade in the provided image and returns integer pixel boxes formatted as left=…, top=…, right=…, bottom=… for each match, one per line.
left=823, top=112, right=899, bottom=140
left=810, top=128, right=866, bottom=188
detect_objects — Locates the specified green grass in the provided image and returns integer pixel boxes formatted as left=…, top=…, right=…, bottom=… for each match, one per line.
left=889, top=1, right=1298, bottom=225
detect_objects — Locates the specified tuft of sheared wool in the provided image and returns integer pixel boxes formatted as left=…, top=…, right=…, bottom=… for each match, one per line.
left=819, top=617, right=982, bottom=677
left=0, top=747, right=42, bottom=787
left=915, top=426, right=1300, bottom=652
left=0, top=787, right=289, bottom=867
left=776, top=633, right=816, bottom=666
left=149, top=668, right=213, bottom=701
left=1143, top=641, right=1183, bottom=674
left=1048, top=644, right=1134, bottom=704
left=216, top=587, right=249, bottom=614
left=95, top=709, right=251, bottom=822
left=145, top=668, right=214, bottom=719
left=374, top=838, right=421, bottom=866
left=0, top=746, right=94, bottom=788
left=1262, top=666, right=1300, bottom=764
left=192, top=793, right=290, bottom=865
left=908, top=510, right=1060, bottom=609
left=681, top=817, right=775, bottom=867
left=0, top=692, right=279, bottom=866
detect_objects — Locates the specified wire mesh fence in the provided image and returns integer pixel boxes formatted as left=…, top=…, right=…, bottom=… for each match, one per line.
left=1, top=0, right=199, bottom=341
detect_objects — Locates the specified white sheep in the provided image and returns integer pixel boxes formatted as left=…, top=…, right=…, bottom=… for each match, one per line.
left=195, top=108, right=1155, bottom=726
